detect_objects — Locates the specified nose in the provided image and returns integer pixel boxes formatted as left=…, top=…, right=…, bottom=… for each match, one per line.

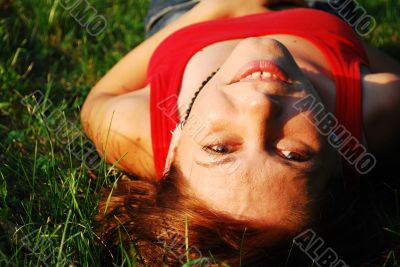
left=222, top=83, right=283, bottom=139
left=238, top=85, right=281, bottom=119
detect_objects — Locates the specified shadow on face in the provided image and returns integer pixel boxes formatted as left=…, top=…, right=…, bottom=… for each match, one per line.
left=171, top=37, right=341, bottom=239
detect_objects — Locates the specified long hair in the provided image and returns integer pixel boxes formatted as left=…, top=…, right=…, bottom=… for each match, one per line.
left=95, top=163, right=394, bottom=266
left=95, top=165, right=305, bottom=266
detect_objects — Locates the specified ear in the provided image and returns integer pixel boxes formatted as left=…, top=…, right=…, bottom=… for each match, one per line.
left=164, top=123, right=184, bottom=175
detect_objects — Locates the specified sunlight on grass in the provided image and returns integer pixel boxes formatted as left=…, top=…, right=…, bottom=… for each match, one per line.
left=0, top=0, right=399, bottom=266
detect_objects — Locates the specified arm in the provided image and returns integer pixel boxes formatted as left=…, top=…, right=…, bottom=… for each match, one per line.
left=83, top=0, right=305, bottom=99
left=81, top=0, right=307, bottom=177
left=81, top=2, right=227, bottom=178
left=361, top=42, right=400, bottom=154
left=362, top=72, right=400, bottom=154
left=81, top=0, right=282, bottom=177
left=85, top=1, right=228, bottom=98
left=363, top=42, right=400, bottom=75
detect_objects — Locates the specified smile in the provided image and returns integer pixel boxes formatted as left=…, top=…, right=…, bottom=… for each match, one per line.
left=230, top=60, right=292, bottom=84
left=239, top=71, right=279, bottom=81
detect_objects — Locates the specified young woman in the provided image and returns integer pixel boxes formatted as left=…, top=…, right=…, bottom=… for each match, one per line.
left=81, top=0, right=400, bottom=265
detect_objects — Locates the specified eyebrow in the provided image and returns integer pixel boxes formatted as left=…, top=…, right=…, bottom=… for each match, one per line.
left=195, top=155, right=319, bottom=176
left=278, top=157, right=320, bottom=174
left=194, top=156, right=237, bottom=168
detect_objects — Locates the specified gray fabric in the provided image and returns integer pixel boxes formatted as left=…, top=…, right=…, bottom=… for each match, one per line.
left=144, top=0, right=341, bottom=39
left=144, top=0, right=200, bottom=38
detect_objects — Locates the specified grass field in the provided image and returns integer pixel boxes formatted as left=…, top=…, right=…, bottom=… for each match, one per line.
left=0, top=0, right=399, bottom=266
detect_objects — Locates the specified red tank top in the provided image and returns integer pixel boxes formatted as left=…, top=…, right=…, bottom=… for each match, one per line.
left=146, top=8, right=369, bottom=180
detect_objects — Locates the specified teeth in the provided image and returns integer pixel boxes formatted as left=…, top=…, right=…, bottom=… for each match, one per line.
left=240, top=75, right=251, bottom=81
left=262, top=72, right=271, bottom=79
left=251, top=72, right=261, bottom=78
left=239, top=71, right=281, bottom=82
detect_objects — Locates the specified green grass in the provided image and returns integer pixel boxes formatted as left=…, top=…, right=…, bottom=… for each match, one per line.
left=0, top=0, right=399, bottom=266
left=0, top=0, right=149, bottom=265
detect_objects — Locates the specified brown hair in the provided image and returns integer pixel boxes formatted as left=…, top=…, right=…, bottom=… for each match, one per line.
left=95, top=165, right=300, bottom=266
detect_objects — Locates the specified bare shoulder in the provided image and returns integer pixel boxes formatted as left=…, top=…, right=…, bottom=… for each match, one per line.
left=81, top=85, right=155, bottom=178
left=362, top=72, right=400, bottom=153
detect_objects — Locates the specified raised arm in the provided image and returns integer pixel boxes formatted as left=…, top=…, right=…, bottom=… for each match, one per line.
left=363, top=72, right=400, bottom=155
left=82, top=0, right=303, bottom=100
left=80, top=2, right=222, bottom=177
left=361, top=40, right=400, bottom=154
left=80, top=1, right=239, bottom=178
left=80, top=0, right=303, bottom=177
left=363, top=42, right=400, bottom=75
left=85, top=1, right=232, bottom=99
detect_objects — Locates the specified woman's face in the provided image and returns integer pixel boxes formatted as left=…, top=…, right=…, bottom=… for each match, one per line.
left=170, top=37, right=338, bottom=237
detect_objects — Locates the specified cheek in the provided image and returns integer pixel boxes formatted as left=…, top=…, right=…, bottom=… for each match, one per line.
left=307, top=150, right=338, bottom=198
left=239, top=168, right=313, bottom=228
left=190, top=84, right=234, bottom=118
left=273, top=181, right=313, bottom=232
left=283, top=111, right=324, bottom=147
left=268, top=178, right=310, bottom=213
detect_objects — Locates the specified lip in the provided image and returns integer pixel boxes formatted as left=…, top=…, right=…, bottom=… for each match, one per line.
left=229, top=60, right=291, bottom=84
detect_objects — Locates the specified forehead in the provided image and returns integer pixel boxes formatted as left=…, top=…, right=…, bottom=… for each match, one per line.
left=176, top=140, right=336, bottom=202
left=175, top=157, right=313, bottom=223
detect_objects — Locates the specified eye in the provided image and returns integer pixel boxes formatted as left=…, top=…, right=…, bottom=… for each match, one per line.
left=203, top=144, right=234, bottom=155
left=279, top=150, right=310, bottom=162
